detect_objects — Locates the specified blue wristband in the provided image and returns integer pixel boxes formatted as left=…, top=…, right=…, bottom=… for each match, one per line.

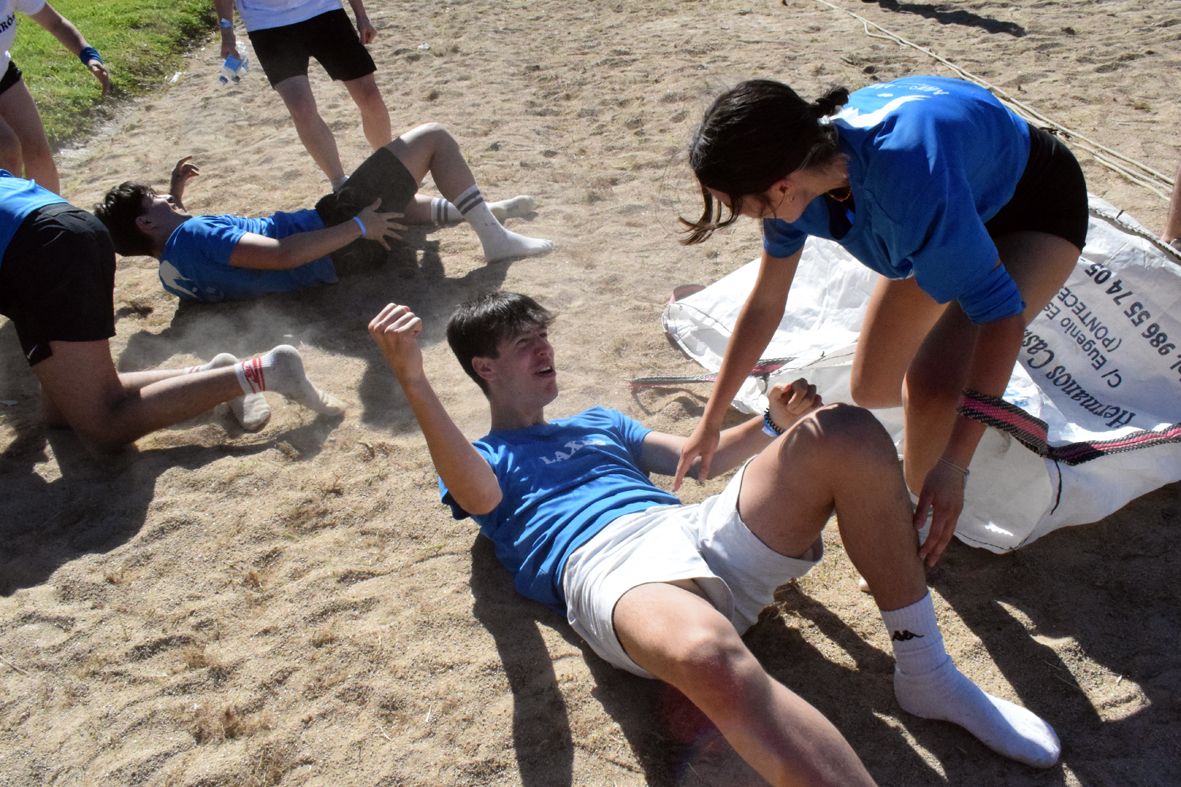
left=78, top=46, right=102, bottom=66
left=762, top=408, right=784, bottom=438
left=353, top=216, right=366, bottom=238
left=219, top=17, right=234, bottom=29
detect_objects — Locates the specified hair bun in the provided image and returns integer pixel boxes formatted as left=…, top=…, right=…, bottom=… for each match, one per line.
left=811, top=86, right=850, bottom=119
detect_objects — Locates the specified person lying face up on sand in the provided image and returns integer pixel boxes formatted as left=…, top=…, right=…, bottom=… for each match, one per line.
left=678, top=76, right=1087, bottom=569
left=94, top=123, right=551, bottom=304
left=0, top=171, right=343, bottom=452
left=368, top=292, right=1062, bottom=786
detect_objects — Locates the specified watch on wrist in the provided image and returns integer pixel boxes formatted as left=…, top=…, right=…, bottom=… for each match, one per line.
left=219, top=17, right=233, bottom=29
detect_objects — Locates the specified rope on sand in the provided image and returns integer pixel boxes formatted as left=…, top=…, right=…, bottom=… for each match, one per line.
left=809, top=0, right=1174, bottom=200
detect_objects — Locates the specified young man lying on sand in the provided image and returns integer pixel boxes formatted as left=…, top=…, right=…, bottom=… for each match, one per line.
left=0, top=171, right=343, bottom=451
left=368, top=292, right=1061, bottom=785
left=94, top=123, right=551, bottom=303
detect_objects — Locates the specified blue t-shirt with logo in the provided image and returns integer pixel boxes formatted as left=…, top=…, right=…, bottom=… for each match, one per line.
left=762, top=76, right=1031, bottom=324
left=0, top=171, right=67, bottom=267
left=439, top=406, right=681, bottom=612
left=159, top=209, right=338, bottom=302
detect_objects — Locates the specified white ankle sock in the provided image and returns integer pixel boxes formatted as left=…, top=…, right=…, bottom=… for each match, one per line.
left=235, top=346, right=344, bottom=416
left=431, top=194, right=537, bottom=226
left=189, top=353, right=270, bottom=431
left=881, top=592, right=948, bottom=675
left=330, top=175, right=349, bottom=193
left=884, top=594, right=1061, bottom=768
left=453, top=185, right=553, bottom=262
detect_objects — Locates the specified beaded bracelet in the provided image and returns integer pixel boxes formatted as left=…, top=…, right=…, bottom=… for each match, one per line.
left=762, top=408, right=784, bottom=438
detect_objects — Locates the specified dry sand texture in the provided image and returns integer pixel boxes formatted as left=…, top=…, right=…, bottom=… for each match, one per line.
left=2, top=0, right=1179, bottom=784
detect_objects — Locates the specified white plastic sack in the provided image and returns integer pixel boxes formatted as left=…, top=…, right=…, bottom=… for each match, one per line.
left=662, top=197, right=1181, bottom=552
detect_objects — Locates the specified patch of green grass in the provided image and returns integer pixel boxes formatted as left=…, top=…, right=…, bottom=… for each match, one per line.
left=10, top=0, right=215, bottom=148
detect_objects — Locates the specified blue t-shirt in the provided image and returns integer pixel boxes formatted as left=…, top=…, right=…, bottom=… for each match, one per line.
left=159, top=209, right=338, bottom=302
left=439, top=406, right=681, bottom=612
left=0, top=171, right=67, bottom=267
left=762, top=76, right=1030, bottom=324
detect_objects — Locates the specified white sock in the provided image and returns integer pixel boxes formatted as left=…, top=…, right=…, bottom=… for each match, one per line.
left=189, top=353, right=270, bottom=432
left=453, top=185, right=553, bottom=262
left=884, top=594, right=1061, bottom=768
left=431, top=194, right=537, bottom=226
left=235, top=346, right=345, bottom=416
left=331, top=174, right=349, bottom=193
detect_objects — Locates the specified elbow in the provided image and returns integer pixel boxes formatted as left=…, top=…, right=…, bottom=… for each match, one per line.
left=457, top=487, right=502, bottom=517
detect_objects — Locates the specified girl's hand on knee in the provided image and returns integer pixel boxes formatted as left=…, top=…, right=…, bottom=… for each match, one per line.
left=915, top=461, right=967, bottom=567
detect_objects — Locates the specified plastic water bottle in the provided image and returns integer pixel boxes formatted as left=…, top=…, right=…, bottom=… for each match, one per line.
left=218, top=51, right=249, bottom=84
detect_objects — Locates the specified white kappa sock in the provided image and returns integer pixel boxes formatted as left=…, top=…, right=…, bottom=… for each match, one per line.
left=453, top=185, right=553, bottom=262
left=431, top=194, right=538, bottom=226
left=235, top=346, right=345, bottom=416
left=189, top=353, right=270, bottom=432
left=884, top=593, right=1061, bottom=768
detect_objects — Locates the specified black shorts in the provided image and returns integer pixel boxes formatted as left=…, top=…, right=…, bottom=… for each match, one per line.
left=0, top=203, right=116, bottom=365
left=985, top=124, right=1088, bottom=251
left=248, top=10, right=376, bottom=88
left=0, top=60, right=23, bottom=96
left=314, top=146, right=419, bottom=224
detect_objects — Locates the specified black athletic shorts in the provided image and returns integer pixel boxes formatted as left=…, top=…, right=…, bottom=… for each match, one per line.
left=0, top=203, right=116, bottom=365
left=248, top=9, right=376, bottom=88
left=985, top=124, right=1088, bottom=251
left=0, top=61, right=23, bottom=96
left=314, top=146, right=418, bottom=224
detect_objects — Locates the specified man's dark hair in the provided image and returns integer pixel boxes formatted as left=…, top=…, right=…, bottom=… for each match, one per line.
left=94, top=182, right=157, bottom=257
left=447, top=291, right=554, bottom=394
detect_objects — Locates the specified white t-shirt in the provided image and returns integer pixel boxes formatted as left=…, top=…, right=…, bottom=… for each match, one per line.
left=233, top=0, right=342, bottom=32
left=0, top=0, right=47, bottom=74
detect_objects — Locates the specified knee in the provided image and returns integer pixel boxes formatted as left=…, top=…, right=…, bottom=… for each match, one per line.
left=807, top=403, right=895, bottom=461
left=657, top=624, right=757, bottom=703
left=410, top=121, right=454, bottom=146
left=849, top=370, right=902, bottom=409
left=280, top=89, right=320, bottom=121
left=19, top=133, right=51, bottom=164
left=0, top=136, right=22, bottom=171
left=63, top=397, right=138, bottom=452
left=353, top=80, right=386, bottom=110
left=902, top=367, right=963, bottom=421
left=73, top=422, right=133, bottom=453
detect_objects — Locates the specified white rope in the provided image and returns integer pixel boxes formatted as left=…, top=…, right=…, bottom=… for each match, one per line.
left=811, top=0, right=1173, bottom=199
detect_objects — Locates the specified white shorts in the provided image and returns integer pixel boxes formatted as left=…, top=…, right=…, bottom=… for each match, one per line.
left=562, top=462, right=823, bottom=678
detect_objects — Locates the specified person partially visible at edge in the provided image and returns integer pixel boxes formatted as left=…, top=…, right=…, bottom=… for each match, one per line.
left=678, top=75, right=1088, bottom=567
left=367, top=291, right=1061, bottom=786
left=1162, top=162, right=1181, bottom=255
left=94, top=123, right=551, bottom=304
left=0, top=171, right=345, bottom=452
left=214, top=0, right=390, bottom=193
left=0, top=0, right=110, bottom=194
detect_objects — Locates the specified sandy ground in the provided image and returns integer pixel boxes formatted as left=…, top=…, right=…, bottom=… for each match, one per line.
left=2, top=0, right=1179, bottom=784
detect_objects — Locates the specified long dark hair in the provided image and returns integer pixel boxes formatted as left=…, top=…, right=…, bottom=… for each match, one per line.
left=681, top=79, right=849, bottom=244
